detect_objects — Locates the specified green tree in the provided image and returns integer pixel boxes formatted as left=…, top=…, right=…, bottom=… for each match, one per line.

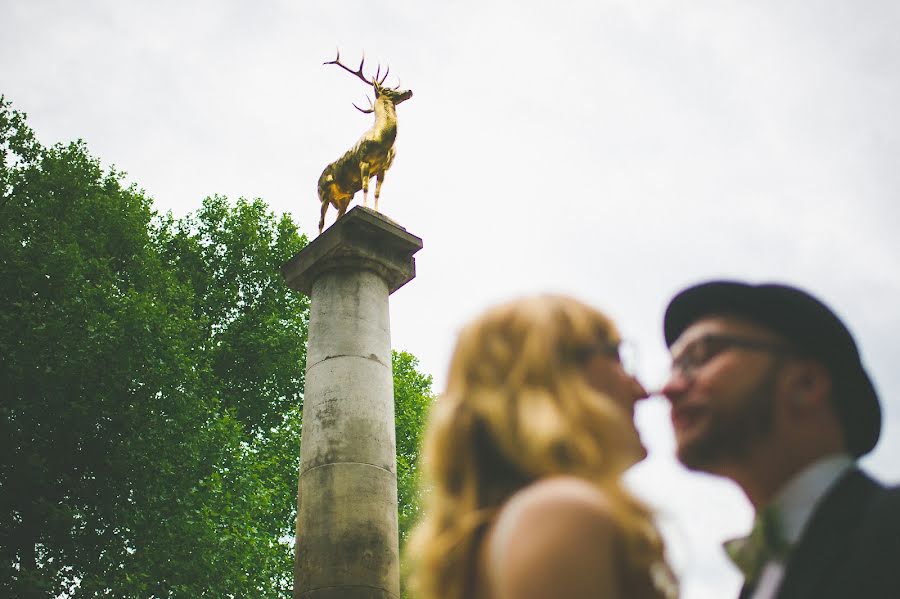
left=392, top=351, right=434, bottom=547
left=1, top=96, right=434, bottom=597
left=0, top=95, right=213, bottom=596
left=147, top=194, right=309, bottom=597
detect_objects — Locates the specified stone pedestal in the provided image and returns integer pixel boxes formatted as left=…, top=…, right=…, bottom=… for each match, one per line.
left=282, top=207, right=423, bottom=599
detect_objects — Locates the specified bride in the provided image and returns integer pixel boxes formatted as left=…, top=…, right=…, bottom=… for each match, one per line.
left=406, top=295, right=677, bottom=599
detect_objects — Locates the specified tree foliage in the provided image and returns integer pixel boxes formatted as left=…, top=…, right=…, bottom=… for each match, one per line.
left=1, top=95, right=209, bottom=597
left=0, top=96, right=434, bottom=597
left=392, top=351, right=433, bottom=548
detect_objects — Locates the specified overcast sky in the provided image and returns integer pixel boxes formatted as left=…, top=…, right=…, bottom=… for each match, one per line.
left=3, top=1, right=899, bottom=597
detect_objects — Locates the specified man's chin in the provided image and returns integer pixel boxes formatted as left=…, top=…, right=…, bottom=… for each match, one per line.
left=676, top=441, right=718, bottom=472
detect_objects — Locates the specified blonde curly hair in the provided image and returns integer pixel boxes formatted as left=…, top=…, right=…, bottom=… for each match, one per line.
left=405, top=295, right=669, bottom=599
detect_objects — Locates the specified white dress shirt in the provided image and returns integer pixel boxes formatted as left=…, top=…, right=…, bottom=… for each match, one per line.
left=747, top=453, right=854, bottom=599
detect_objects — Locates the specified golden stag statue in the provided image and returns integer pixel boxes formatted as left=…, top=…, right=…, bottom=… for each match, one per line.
left=317, top=51, right=413, bottom=234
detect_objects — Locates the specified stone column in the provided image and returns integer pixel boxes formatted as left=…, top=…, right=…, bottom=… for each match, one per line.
left=282, top=206, right=423, bottom=599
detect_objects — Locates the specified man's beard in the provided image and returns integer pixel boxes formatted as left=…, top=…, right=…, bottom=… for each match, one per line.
left=677, top=365, right=781, bottom=471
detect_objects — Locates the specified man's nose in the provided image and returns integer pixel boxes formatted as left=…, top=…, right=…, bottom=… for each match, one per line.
left=659, top=368, right=689, bottom=402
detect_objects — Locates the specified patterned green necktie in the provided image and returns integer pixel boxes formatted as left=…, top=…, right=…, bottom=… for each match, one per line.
left=724, top=507, right=791, bottom=586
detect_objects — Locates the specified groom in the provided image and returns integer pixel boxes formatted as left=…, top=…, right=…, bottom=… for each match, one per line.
left=660, top=280, right=900, bottom=599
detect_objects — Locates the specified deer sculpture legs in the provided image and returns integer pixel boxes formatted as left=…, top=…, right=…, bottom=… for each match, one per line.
left=318, top=158, right=393, bottom=233
left=317, top=162, right=380, bottom=234
left=373, top=173, right=385, bottom=212
left=359, top=162, right=387, bottom=211
left=359, top=162, right=371, bottom=207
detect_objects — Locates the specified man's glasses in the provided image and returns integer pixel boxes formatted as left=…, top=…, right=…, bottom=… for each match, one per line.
left=670, top=334, right=793, bottom=378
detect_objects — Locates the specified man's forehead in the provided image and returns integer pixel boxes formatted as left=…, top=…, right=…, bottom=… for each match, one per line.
left=670, top=315, right=783, bottom=352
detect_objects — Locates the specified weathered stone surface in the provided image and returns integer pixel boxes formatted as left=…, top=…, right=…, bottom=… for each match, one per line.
left=297, top=586, right=398, bottom=599
left=306, top=269, right=391, bottom=369
left=301, top=355, right=397, bottom=474
left=282, top=206, right=423, bottom=297
left=295, top=463, right=400, bottom=598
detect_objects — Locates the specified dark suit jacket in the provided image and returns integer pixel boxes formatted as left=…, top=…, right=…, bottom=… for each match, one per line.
left=740, top=468, right=900, bottom=599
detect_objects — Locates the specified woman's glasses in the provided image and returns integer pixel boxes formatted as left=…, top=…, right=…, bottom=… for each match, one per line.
left=582, top=339, right=640, bottom=377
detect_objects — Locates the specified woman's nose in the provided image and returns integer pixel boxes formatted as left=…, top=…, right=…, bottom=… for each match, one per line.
left=632, top=376, right=649, bottom=401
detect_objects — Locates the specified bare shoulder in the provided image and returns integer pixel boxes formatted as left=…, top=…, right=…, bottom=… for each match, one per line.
left=482, top=477, right=624, bottom=599
left=496, top=476, right=615, bottom=525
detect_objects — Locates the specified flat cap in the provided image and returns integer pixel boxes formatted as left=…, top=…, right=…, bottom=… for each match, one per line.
left=664, top=280, right=881, bottom=457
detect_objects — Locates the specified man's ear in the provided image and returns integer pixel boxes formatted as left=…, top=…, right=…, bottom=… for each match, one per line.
left=784, top=359, right=832, bottom=410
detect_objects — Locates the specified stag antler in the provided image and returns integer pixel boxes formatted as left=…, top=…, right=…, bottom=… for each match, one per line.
left=374, top=64, right=390, bottom=86
left=353, top=96, right=375, bottom=114
left=324, top=49, right=375, bottom=85
left=324, top=49, right=396, bottom=91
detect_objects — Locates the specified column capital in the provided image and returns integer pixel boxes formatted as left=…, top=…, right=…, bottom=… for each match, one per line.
left=282, top=207, right=423, bottom=296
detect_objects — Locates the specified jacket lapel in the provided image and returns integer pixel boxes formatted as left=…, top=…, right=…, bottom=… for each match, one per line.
left=774, top=469, right=879, bottom=599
